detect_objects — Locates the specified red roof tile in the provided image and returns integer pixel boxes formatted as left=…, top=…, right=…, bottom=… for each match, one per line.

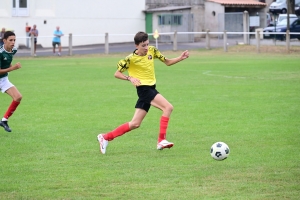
left=207, top=0, right=267, bottom=6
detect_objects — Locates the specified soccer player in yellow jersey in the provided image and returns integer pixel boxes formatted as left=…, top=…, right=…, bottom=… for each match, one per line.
left=97, top=31, right=189, bottom=154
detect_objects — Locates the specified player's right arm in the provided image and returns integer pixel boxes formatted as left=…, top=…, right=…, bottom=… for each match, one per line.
left=114, top=56, right=141, bottom=86
left=0, top=63, right=21, bottom=74
left=114, top=70, right=141, bottom=87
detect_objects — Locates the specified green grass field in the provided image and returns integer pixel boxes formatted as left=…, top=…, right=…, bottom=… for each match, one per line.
left=1, top=49, right=299, bottom=199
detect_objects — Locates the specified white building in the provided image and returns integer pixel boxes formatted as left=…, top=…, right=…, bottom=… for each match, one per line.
left=0, top=0, right=146, bottom=48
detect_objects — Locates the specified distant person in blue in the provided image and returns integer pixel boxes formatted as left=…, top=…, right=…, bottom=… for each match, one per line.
left=52, top=26, right=64, bottom=56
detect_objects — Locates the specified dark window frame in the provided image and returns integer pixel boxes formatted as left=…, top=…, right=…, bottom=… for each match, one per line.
left=158, top=14, right=182, bottom=26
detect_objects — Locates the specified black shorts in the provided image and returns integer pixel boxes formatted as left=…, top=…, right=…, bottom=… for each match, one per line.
left=135, top=85, right=159, bottom=112
left=52, top=42, right=61, bottom=47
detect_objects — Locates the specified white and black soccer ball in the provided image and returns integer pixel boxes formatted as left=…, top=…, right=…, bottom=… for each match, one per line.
left=210, top=142, right=230, bottom=161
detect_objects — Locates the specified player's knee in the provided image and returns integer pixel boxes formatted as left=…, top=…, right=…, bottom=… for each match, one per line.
left=131, top=123, right=141, bottom=129
left=14, top=94, right=22, bottom=102
left=129, top=121, right=141, bottom=130
left=165, top=103, right=174, bottom=113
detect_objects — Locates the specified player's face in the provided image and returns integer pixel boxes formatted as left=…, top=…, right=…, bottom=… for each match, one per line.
left=4, top=36, right=16, bottom=51
left=136, top=40, right=149, bottom=56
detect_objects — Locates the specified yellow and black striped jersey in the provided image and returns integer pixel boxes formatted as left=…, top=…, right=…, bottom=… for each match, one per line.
left=117, top=46, right=166, bottom=86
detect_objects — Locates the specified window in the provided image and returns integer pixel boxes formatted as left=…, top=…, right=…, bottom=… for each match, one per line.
left=12, top=0, right=29, bottom=16
left=158, top=14, right=182, bottom=25
left=19, top=0, right=27, bottom=8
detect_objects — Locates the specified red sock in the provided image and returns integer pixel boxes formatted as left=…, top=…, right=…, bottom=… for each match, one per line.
left=4, top=101, right=20, bottom=119
left=104, top=122, right=130, bottom=141
left=158, top=116, right=169, bottom=142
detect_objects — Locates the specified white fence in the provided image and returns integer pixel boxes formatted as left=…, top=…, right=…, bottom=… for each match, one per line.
left=17, top=30, right=300, bottom=56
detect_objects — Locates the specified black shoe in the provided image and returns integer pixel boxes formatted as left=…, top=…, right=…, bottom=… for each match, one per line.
left=0, top=121, right=12, bottom=132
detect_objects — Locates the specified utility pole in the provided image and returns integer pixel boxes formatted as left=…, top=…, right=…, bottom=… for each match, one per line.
left=290, top=0, right=295, bottom=14
left=287, top=0, right=290, bottom=32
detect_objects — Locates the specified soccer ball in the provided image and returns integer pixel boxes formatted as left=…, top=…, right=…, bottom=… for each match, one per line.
left=210, top=142, right=230, bottom=161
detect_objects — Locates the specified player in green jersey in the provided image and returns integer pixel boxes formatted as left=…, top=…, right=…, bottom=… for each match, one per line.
left=0, top=31, right=22, bottom=132
left=97, top=31, right=189, bottom=154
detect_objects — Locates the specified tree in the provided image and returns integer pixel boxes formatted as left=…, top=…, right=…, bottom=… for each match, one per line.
left=289, top=0, right=295, bottom=14
left=287, top=0, right=295, bottom=32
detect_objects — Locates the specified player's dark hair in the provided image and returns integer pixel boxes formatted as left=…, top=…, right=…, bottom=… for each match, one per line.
left=134, top=32, right=148, bottom=45
left=4, top=31, right=15, bottom=40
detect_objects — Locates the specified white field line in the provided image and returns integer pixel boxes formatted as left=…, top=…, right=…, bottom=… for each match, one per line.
left=203, top=71, right=246, bottom=79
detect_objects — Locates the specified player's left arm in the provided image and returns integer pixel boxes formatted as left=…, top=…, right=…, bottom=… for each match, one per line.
left=164, top=50, right=189, bottom=66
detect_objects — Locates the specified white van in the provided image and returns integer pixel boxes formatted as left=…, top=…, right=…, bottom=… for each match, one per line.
left=269, top=0, right=300, bottom=14
left=277, top=14, right=298, bottom=24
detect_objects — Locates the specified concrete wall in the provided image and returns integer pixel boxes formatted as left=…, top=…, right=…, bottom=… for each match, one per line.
left=204, top=2, right=224, bottom=33
left=146, top=0, right=205, bottom=41
left=0, top=0, right=145, bottom=48
left=191, top=5, right=205, bottom=41
left=152, top=10, right=192, bottom=33
left=146, top=0, right=204, bottom=8
left=151, top=10, right=194, bottom=42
